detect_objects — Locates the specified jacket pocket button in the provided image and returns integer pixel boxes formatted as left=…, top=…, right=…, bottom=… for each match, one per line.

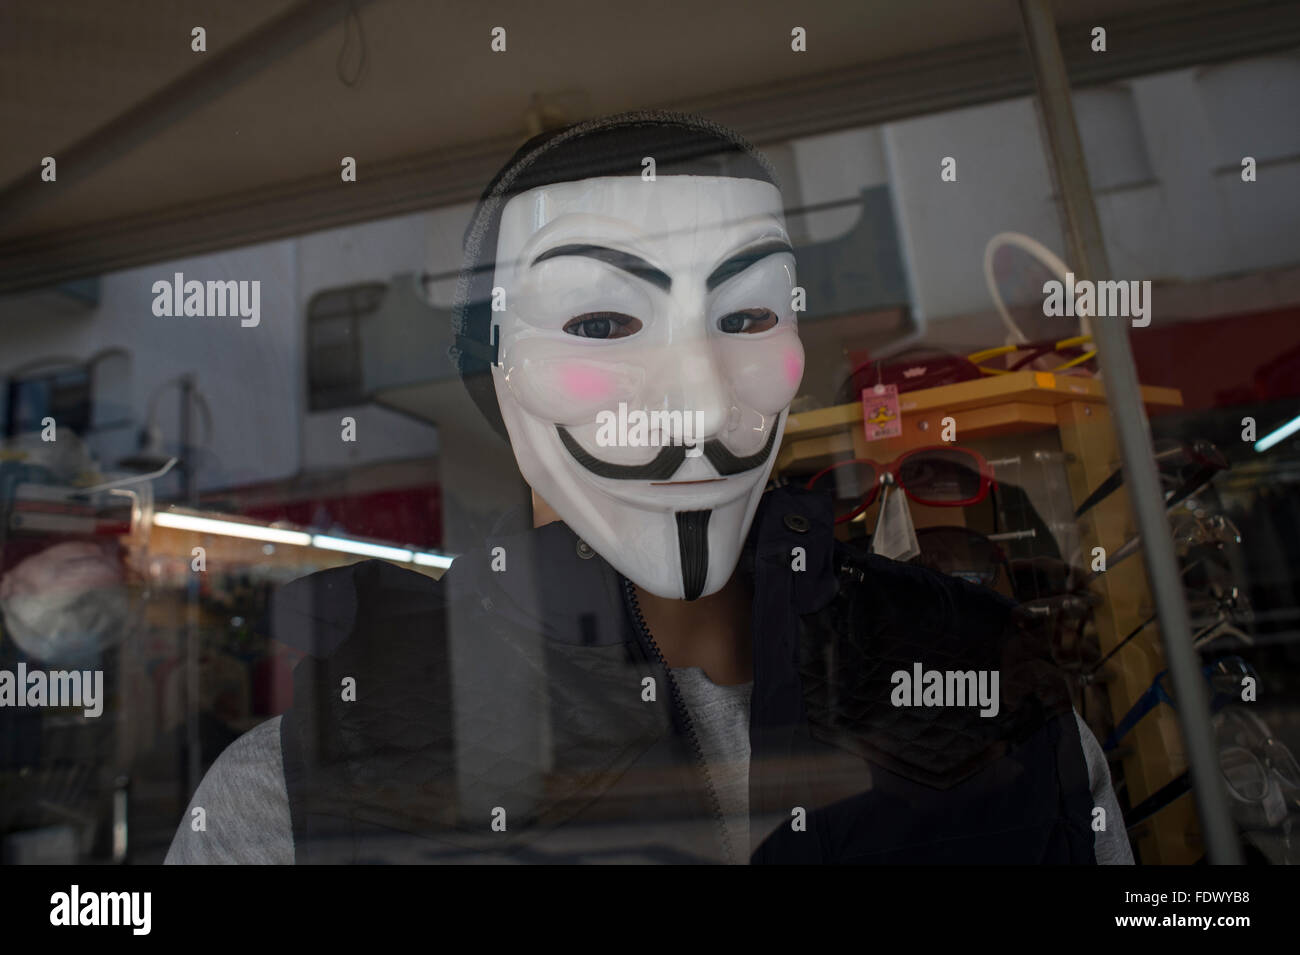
left=783, top=514, right=810, bottom=533
left=576, top=539, right=596, bottom=559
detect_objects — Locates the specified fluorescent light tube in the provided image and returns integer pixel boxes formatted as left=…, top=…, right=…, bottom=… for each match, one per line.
left=311, top=535, right=414, bottom=562
left=154, top=511, right=313, bottom=545
left=1255, top=414, right=1300, bottom=453
left=153, top=511, right=454, bottom=568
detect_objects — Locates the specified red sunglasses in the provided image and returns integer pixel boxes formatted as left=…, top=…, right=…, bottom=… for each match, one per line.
left=806, top=446, right=996, bottom=524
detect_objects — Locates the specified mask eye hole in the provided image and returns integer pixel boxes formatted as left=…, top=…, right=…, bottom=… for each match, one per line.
left=562, top=312, right=642, bottom=339
left=717, top=308, right=778, bottom=335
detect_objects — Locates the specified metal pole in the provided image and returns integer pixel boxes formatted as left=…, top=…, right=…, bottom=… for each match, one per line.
left=1018, top=0, right=1242, bottom=864
left=179, top=374, right=202, bottom=799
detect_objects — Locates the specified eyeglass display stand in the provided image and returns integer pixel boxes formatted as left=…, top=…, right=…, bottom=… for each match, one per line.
left=778, top=369, right=1192, bottom=862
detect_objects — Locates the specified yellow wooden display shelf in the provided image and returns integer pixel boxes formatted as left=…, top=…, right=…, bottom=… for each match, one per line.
left=778, top=370, right=1183, bottom=471
left=777, top=369, right=1198, bottom=863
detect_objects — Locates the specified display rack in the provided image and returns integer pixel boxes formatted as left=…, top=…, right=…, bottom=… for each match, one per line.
left=777, top=371, right=1194, bottom=863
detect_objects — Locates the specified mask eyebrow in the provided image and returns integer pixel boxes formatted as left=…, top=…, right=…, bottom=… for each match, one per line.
left=530, top=243, right=671, bottom=291
left=705, top=239, right=794, bottom=292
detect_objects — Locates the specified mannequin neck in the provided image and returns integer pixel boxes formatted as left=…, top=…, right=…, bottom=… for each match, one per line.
left=530, top=489, right=753, bottom=684
left=530, top=489, right=563, bottom=527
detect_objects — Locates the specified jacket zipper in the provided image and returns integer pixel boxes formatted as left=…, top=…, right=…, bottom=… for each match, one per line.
left=622, top=576, right=736, bottom=865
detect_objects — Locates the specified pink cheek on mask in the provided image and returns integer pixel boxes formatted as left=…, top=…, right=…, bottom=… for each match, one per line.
left=558, top=364, right=619, bottom=403
left=783, top=348, right=804, bottom=389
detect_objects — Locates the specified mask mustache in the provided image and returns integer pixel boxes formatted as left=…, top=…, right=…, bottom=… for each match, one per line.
left=555, top=413, right=781, bottom=480
left=702, top=420, right=780, bottom=475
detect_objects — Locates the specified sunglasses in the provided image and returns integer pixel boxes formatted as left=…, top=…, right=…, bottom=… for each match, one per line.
left=806, top=446, right=995, bottom=524
left=842, top=348, right=983, bottom=401
left=1217, top=710, right=1300, bottom=802
left=1124, top=711, right=1300, bottom=830
left=910, top=525, right=1010, bottom=590
left=1103, top=656, right=1256, bottom=751
left=967, top=335, right=1097, bottom=376
left=1075, top=438, right=1230, bottom=519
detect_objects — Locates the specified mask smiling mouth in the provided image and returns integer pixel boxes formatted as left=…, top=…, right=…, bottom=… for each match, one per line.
left=554, top=413, right=782, bottom=481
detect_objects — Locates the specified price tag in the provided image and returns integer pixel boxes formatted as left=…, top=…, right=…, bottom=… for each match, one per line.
left=862, top=383, right=902, bottom=442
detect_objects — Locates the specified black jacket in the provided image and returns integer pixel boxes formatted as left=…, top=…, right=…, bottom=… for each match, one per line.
left=272, top=485, right=1096, bottom=863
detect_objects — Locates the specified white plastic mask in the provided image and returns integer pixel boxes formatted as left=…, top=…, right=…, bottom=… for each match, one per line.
left=490, top=175, right=803, bottom=599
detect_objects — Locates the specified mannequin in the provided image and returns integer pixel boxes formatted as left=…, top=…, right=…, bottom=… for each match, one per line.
left=166, top=112, right=1130, bottom=867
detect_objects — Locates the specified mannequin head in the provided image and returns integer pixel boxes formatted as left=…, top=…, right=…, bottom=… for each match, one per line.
left=454, top=114, right=803, bottom=599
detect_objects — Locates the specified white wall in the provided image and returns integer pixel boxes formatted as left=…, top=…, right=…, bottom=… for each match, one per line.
left=776, top=52, right=1300, bottom=326
left=296, top=209, right=441, bottom=473
left=1, top=240, right=300, bottom=495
